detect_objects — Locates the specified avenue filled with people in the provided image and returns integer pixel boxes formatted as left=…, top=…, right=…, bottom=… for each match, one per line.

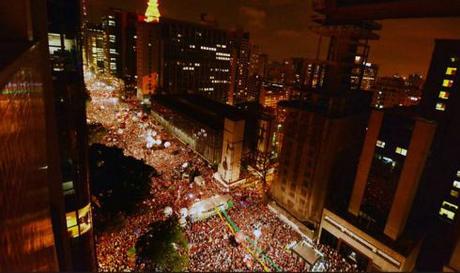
left=87, top=79, right=359, bottom=272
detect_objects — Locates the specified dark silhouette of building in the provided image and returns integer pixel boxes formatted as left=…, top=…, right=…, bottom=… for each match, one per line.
left=1, top=0, right=95, bottom=271
left=47, top=0, right=96, bottom=270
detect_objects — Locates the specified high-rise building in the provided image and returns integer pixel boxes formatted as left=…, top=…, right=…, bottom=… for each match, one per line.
left=47, top=0, right=96, bottom=270
left=415, top=40, right=460, bottom=271
left=102, top=10, right=139, bottom=94
left=228, top=29, right=251, bottom=105
left=84, top=24, right=106, bottom=74
left=1, top=0, right=95, bottom=271
left=271, top=91, right=371, bottom=227
left=137, top=17, right=232, bottom=103
left=359, top=62, right=378, bottom=91
left=317, top=108, right=436, bottom=271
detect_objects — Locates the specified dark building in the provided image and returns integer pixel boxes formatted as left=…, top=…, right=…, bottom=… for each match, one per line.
left=0, top=0, right=63, bottom=270
left=47, top=0, right=96, bottom=270
left=416, top=40, right=460, bottom=271
left=318, top=108, right=436, bottom=271
left=137, top=17, right=232, bottom=103
left=271, top=91, right=371, bottom=227
left=1, top=0, right=94, bottom=271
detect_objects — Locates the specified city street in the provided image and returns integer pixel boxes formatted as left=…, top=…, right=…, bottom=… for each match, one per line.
left=86, top=76, right=357, bottom=272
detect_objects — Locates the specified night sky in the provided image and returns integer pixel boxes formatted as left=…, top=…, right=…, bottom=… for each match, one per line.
left=88, top=0, right=460, bottom=76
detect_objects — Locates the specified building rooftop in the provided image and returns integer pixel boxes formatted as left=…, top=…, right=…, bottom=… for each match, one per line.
left=152, top=95, right=245, bottom=129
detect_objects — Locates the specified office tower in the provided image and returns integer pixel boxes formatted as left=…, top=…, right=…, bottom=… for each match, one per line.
left=102, top=10, right=139, bottom=94
left=414, top=40, right=460, bottom=271
left=137, top=17, right=232, bottom=103
left=47, top=0, right=96, bottom=270
left=271, top=91, right=370, bottom=226
left=317, top=108, right=436, bottom=271
left=271, top=11, right=378, bottom=228
left=101, top=15, right=119, bottom=76
left=359, top=62, right=378, bottom=91
left=228, top=29, right=251, bottom=105
left=84, top=24, right=106, bottom=74
left=419, top=40, right=460, bottom=225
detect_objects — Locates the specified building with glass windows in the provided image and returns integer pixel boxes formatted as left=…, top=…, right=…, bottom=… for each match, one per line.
left=136, top=17, right=233, bottom=103
left=317, top=108, right=436, bottom=271
left=47, top=0, right=96, bottom=270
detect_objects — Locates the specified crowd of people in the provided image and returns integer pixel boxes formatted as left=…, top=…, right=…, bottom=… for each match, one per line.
left=87, top=81, right=358, bottom=272
left=317, top=244, right=361, bottom=272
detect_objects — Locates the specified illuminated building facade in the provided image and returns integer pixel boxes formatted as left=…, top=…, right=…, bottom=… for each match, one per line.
left=84, top=25, right=106, bottom=74
left=101, top=10, right=139, bottom=94
left=102, top=15, right=120, bottom=77
left=136, top=17, right=232, bottom=103
left=228, top=30, right=251, bottom=105
left=258, top=82, right=290, bottom=109
left=358, top=62, right=378, bottom=90
left=47, top=0, right=96, bottom=270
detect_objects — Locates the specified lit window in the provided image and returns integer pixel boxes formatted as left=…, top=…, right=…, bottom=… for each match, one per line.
left=439, top=91, right=449, bottom=100
left=446, top=67, right=458, bottom=76
left=443, top=79, right=454, bottom=88
left=451, top=190, right=459, bottom=198
left=62, top=181, right=75, bottom=196
left=451, top=57, right=458, bottom=63
left=435, top=102, right=446, bottom=111
left=66, top=203, right=92, bottom=238
left=457, top=171, right=460, bottom=178
left=442, top=201, right=458, bottom=211
left=376, top=140, right=386, bottom=148
left=439, top=207, right=456, bottom=220
left=453, top=181, right=460, bottom=189
left=395, top=147, right=408, bottom=156
left=108, top=20, right=115, bottom=26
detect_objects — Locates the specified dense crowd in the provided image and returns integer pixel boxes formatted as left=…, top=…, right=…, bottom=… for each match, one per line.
left=87, top=82, right=358, bottom=272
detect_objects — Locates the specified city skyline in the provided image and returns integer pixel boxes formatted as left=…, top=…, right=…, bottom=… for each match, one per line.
left=87, top=0, right=460, bottom=76
left=2, top=0, right=460, bottom=272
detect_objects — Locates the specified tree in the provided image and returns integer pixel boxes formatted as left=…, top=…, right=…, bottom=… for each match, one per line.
left=136, top=217, right=189, bottom=272
left=89, top=144, right=157, bottom=231
left=244, top=150, right=275, bottom=203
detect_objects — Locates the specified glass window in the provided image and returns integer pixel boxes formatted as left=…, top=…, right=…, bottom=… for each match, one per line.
left=436, top=102, right=446, bottom=111
left=446, top=67, right=458, bottom=76
left=439, top=91, right=449, bottom=100
left=451, top=57, right=458, bottom=63
left=451, top=190, right=459, bottom=198
left=395, top=147, right=408, bottom=156
left=376, top=140, right=386, bottom=148
left=65, top=203, right=92, bottom=238
left=439, top=207, right=456, bottom=220
left=443, top=79, right=454, bottom=88
left=457, top=171, right=460, bottom=178
left=453, top=180, right=460, bottom=189
left=442, top=201, right=458, bottom=210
